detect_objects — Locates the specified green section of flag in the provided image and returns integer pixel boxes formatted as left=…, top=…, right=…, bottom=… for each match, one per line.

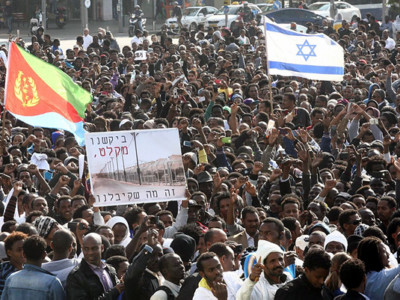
left=17, top=45, right=92, bottom=118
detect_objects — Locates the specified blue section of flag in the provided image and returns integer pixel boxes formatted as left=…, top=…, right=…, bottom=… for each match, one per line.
left=273, top=0, right=282, bottom=10
left=269, top=61, right=344, bottom=75
left=266, top=22, right=310, bottom=37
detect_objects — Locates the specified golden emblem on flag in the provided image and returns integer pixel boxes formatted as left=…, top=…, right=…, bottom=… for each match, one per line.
left=14, top=71, right=39, bottom=107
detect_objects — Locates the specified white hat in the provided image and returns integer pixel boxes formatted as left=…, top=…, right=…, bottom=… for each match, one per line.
left=254, top=240, right=283, bottom=264
left=183, top=152, right=198, bottom=165
left=295, top=235, right=309, bottom=251
left=324, top=230, right=348, bottom=251
left=119, top=119, right=133, bottom=128
left=327, top=99, right=338, bottom=107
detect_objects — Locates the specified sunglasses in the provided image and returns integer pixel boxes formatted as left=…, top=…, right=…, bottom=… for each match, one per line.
left=350, top=219, right=361, bottom=225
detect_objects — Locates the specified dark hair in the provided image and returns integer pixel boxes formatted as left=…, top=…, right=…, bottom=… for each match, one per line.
left=106, top=255, right=128, bottom=272
left=156, top=210, right=173, bottom=218
left=379, top=196, right=396, bottom=209
left=104, top=244, right=126, bottom=260
left=241, top=206, right=258, bottom=220
left=23, top=235, right=47, bottom=261
left=208, top=216, right=227, bottom=231
left=215, top=193, right=231, bottom=211
left=282, top=217, right=298, bottom=231
left=197, top=252, right=217, bottom=272
left=362, top=226, right=386, bottom=243
left=281, top=196, right=301, bottom=210
left=1, top=220, right=17, bottom=233
left=123, top=207, right=145, bottom=230
left=339, top=258, right=366, bottom=289
left=303, top=247, right=331, bottom=271
left=263, top=217, right=285, bottom=233
left=284, top=93, right=296, bottom=103
left=387, top=218, right=400, bottom=250
left=15, top=222, right=38, bottom=235
left=311, top=107, right=325, bottom=118
left=358, top=236, right=384, bottom=272
left=204, top=228, right=223, bottom=246
left=178, top=223, right=202, bottom=245
left=209, top=242, right=232, bottom=258
left=56, top=195, right=71, bottom=208
left=4, top=232, right=28, bottom=254
left=71, top=195, right=87, bottom=207
left=26, top=211, right=43, bottom=224
left=0, top=201, right=4, bottom=216
left=327, top=207, right=343, bottom=223
left=52, top=230, right=73, bottom=253
left=73, top=205, right=91, bottom=219
left=338, top=209, right=358, bottom=230
left=158, top=253, right=178, bottom=277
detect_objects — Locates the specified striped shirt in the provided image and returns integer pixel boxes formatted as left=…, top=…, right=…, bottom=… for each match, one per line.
left=0, top=261, right=17, bottom=296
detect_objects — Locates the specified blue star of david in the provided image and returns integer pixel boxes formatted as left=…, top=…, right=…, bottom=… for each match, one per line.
left=296, top=40, right=317, bottom=61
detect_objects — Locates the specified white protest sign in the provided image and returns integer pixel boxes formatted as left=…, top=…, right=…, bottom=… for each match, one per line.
left=134, top=50, right=147, bottom=61
left=85, top=128, right=186, bottom=207
left=79, top=154, right=85, bottom=179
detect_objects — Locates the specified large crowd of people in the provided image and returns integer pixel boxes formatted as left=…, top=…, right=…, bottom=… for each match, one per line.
left=0, top=6, right=399, bottom=300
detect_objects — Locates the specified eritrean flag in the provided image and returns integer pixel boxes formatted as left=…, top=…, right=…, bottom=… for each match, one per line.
left=4, top=42, right=92, bottom=146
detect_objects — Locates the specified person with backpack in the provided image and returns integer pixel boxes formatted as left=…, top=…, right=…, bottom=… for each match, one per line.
left=150, top=253, right=185, bottom=300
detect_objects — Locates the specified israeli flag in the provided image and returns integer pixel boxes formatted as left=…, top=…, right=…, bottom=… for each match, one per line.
left=265, top=18, right=344, bottom=81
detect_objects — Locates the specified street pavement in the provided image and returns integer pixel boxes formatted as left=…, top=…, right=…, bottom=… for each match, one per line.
left=0, top=18, right=165, bottom=51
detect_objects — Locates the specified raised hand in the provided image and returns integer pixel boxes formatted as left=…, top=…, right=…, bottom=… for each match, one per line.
left=27, top=164, right=39, bottom=174
left=249, top=262, right=264, bottom=282
left=324, top=179, right=337, bottom=190
left=268, top=128, right=279, bottom=146
left=58, top=175, right=70, bottom=186
left=244, top=181, right=257, bottom=197
left=269, top=169, right=282, bottom=182
left=311, top=151, right=324, bottom=169
left=295, top=142, right=309, bottom=162
left=12, top=181, right=23, bottom=196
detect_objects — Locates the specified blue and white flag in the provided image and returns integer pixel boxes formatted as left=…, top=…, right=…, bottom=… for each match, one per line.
left=273, top=0, right=282, bottom=10
left=265, top=18, right=344, bottom=81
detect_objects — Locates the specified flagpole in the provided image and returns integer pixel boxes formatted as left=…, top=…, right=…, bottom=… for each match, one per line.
left=263, top=16, right=273, bottom=116
left=1, top=41, right=12, bottom=157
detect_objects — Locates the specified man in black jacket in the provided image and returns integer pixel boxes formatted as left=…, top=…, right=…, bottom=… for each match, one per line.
left=66, top=233, right=123, bottom=300
left=275, top=246, right=331, bottom=300
left=335, top=258, right=368, bottom=300
left=123, top=228, right=163, bottom=300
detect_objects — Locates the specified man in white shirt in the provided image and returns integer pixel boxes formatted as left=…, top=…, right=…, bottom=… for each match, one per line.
left=383, top=29, right=396, bottom=51
left=82, top=28, right=93, bottom=51
left=131, top=30, right=144, bottom=47
left=209, top=243, right=243, bottom=300
left=150, top=253, right=185, bottom=300
left=237, top=240, right=291, bottom=300
left=193, top=252, right=228, bottom=300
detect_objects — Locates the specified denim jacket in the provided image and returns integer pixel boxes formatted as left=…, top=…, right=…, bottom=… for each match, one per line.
left=1, top=264, right=65, bottom=300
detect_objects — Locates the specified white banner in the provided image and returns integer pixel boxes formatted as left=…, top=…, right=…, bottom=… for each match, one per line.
left=85, top=129, right=186, bottom=207
left=134, top=50, right=147, bottom=61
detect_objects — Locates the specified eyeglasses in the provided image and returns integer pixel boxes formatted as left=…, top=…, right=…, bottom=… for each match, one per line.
left=350, top=219, right=361, bottom=225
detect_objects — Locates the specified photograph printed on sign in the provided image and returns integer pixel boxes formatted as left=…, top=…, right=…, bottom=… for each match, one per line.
left=85, top=128, right=186, bottom=206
